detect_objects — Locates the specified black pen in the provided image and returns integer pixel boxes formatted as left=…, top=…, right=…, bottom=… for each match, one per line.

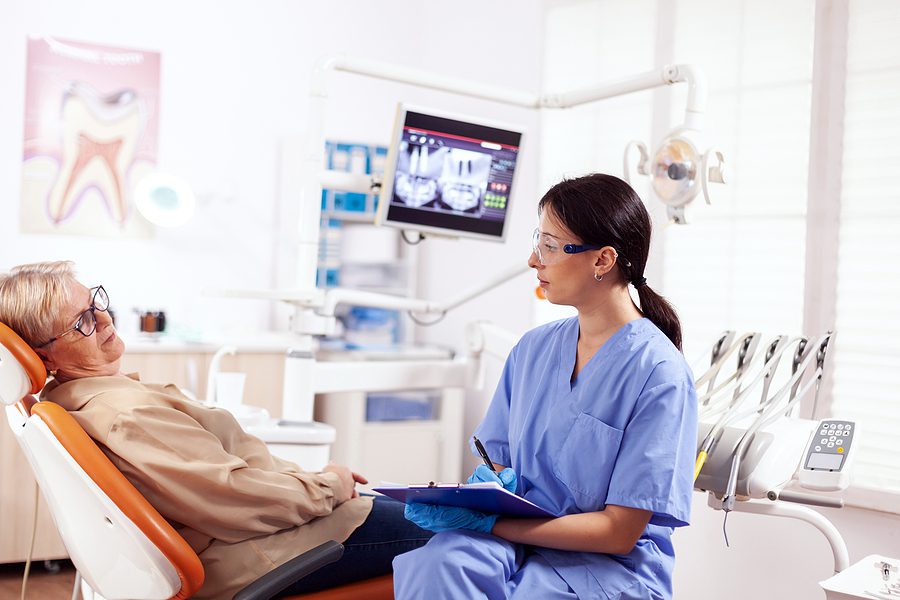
left=473, top=436, right=497, bottom=472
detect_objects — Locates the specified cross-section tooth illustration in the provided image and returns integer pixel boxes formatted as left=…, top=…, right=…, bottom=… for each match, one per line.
left=47, top=82, right=142, bottom=224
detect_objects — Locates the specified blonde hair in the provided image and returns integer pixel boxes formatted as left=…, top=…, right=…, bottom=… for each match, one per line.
left=0, top=261, right=77, bottom=348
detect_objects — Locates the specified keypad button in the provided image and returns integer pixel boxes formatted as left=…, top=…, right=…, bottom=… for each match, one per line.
left=829, top=423, right=837, bottom=429
left=815, top=445, right=822, bottom=451
left=820, top=438, right=828, bottom=444
left=836, top=440, right=843, bottom=446
left=827, top=442, right=835, bottom=448
left=837, top=424, right=844, bottom=430
left=829, top=436, right=837, bottom=442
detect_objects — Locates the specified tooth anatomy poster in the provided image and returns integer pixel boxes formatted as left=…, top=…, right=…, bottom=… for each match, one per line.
left=21, top=37, right=160, bottom=237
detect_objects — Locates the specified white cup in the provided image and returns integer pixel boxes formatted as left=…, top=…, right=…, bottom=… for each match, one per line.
left=215, top=372, right=246, bottom=411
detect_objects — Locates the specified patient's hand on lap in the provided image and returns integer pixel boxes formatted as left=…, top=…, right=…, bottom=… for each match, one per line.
left=321, top=463, right=368, bottom=503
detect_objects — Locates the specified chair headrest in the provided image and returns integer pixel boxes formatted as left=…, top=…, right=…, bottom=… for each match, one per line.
left=0, top=322, right=46, bottom=405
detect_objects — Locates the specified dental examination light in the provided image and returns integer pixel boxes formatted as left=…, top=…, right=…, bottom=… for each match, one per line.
left=623, top=66, right=726, bottom=224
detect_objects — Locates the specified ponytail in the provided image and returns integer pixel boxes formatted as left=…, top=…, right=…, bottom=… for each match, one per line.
left=634, top=285, right=683, bottom=351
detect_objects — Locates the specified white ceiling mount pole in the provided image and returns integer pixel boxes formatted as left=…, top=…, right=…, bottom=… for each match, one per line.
left=317, top=54, right=542, bottom=108
left=667, top=63, right=708, bottom=131
left=544, top=64, right=707, bottom=132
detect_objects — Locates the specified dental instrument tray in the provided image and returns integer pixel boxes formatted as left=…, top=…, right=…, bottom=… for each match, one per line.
left=373, top=482, right=555, bottom=518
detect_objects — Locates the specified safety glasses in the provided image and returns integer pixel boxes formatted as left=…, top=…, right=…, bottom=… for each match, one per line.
left=531, top=228, right=602, bottom=266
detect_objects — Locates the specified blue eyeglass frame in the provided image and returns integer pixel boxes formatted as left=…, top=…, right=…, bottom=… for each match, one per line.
left=562, top=242, right=603, bottom=255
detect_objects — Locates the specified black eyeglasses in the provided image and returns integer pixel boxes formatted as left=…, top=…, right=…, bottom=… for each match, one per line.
left=36, top=286, right=110, bottom=348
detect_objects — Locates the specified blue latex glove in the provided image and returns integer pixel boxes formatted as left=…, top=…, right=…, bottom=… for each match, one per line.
left=404, top=502, right=498, bottom=534
left=467, top=464, right=518, bottom=493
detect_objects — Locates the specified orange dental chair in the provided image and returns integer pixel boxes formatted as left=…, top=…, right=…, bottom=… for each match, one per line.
left=0, top=322, right=393, bottom=600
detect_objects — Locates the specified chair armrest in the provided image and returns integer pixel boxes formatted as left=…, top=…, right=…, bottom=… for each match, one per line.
left=232, top=540, right=345, bottom=600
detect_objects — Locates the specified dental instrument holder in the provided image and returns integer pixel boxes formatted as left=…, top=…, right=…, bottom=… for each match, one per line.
left=758, top=335, right=790, bottom=411
left=695, top=332, right=854, bottom=575
left=787, top=338, right=810, bottom=413
left=810, top=335, right=833, bottom=419
left=734, top=334, right=762, bottom=387
left=719, top=333, right=832, bottom=512
left=710, top=331, right=736, bottom=369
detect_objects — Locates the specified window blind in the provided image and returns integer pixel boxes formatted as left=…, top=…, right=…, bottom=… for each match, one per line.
left=830, top=0, right=900, bottom=505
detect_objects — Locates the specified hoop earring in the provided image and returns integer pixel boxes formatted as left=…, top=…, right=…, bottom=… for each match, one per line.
left=594, top=273, right=603, bottom=282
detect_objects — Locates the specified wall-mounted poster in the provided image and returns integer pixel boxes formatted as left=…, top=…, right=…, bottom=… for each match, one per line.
left=20, top=36, right=161, bottom=237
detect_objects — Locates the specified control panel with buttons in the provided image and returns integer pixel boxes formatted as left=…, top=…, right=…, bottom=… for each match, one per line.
left=799, top=419, right=856, bottom=491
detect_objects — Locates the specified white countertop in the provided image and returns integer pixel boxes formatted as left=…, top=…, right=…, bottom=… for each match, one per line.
left=122, top=333, right=455, bottom=360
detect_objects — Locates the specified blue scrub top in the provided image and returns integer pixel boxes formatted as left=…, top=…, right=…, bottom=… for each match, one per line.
left=473, top=317, right=697, bottom=599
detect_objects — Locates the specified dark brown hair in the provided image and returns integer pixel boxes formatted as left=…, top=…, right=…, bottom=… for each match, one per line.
left=538, top=173, right=683, bottom=350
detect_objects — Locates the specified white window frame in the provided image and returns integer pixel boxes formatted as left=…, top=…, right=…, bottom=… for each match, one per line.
left=802, top=0, right=900, bottom=514
left=800, top=1, right=845, bottom=407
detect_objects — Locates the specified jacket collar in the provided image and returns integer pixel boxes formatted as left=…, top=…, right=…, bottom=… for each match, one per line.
left=41, top=373, right=141, bottom=411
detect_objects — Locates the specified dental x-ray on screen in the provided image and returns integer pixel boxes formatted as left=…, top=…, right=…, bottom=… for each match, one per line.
left=376, top=104, right=523, bottom=242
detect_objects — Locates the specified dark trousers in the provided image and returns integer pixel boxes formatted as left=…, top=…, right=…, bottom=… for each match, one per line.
left=277, top=495, right=433, bottom=596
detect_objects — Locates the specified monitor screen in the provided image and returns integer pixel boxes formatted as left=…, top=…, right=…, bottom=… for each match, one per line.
left=377, top=104, right=523, bottom=242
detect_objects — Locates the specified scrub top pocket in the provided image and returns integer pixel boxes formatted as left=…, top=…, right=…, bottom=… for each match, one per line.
left=551, top=412, right=623, bottom=509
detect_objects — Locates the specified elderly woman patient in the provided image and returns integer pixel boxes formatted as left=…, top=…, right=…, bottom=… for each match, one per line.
left=0, top=261, right=431, bottom=599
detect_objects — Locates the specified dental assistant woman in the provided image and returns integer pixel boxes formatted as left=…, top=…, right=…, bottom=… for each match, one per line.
left=393, top=173, right=697, bottom=599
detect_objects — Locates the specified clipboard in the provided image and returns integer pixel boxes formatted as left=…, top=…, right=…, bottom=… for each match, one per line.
left=373, top=482, right=555, bottom=519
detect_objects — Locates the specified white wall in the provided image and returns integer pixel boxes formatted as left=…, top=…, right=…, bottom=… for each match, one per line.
left=1, top=0, right=543, bottom=346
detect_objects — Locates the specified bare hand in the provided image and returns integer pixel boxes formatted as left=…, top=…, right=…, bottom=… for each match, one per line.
left=322, top=463, right=363, bottom=503
left=350, top=471, right=368, bottom=498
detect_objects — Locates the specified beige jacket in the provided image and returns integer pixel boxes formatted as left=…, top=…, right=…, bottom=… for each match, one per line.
left=43, top=374, right=372, bottom=599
